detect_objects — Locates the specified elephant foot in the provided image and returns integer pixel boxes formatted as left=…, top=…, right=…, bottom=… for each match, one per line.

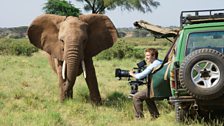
left=60, top=89, right=73, bottom=102
left=91, top=99, right=102, bottom=106
left=90, top=95, right=102, bottom=105
left=65, top=90, right=73, bottom=99
left=59, top=80, right=74, bottom=101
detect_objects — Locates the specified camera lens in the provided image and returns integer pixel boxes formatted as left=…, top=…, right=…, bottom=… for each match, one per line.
left=115, top=68, right=130, bottom=77
left=115, top=68, right=121, bottom=77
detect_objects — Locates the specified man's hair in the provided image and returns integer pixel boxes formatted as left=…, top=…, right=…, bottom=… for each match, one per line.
left=145, top=48, right=158, bottom=59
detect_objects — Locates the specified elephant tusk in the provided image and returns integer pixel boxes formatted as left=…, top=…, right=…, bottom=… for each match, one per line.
left=82, top=60, right=86, bottom=78
left=62, top=60, right=66, bottom=80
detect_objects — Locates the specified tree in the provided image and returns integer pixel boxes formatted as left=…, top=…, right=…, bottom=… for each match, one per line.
left=76, top=0, right=160, bottom=14
left=43, top=0, right=80, bottom=16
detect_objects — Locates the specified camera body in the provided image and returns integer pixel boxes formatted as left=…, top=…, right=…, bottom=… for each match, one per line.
left=115, top=60, right=147, bottom=95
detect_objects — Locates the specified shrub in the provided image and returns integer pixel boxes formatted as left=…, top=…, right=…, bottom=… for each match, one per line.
left=132, top=48, right=144, bottom=59
left=96, top=39, right=144, bottom=60
left=132, top=29, right=150, bottom=37
left=0, top=38, right=38, bottom=56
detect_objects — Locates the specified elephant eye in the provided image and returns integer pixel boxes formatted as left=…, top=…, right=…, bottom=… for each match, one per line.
left=60, top=39, right=64, bottom=44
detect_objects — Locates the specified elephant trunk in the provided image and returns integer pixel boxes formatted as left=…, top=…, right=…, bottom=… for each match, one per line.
left=64, top=45, right=82, bottom=98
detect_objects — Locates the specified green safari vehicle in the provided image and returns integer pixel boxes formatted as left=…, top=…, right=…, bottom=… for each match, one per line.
left=135, top=9, right=224, bottom=122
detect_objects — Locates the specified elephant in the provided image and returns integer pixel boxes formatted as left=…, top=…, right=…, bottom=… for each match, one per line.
left=27, top=14, right=118, bottom=104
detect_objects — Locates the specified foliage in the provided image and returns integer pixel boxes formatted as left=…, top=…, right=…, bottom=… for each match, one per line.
left=43, top=0, right=80, bottom=16
left=117, top=28, right=151, bottom=38
left=95, top=39, right=144, bottom=60
left=76, top=0, right=160, bottom=14
left=0, top=26, right=28, bottom=38
left=117, top=31, right=126, bottom=38
left=132, top=28, right=151, bottom=37
left=115, top=0, right=160, bottom=13
left=95, top=37, right=172, bottom=60
left=0, top=38, right=38, bottom=56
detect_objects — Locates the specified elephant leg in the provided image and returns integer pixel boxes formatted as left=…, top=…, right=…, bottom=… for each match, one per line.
left=54, top=59, right=72, bottom=101
left=84, top=58, right=101, bottom=104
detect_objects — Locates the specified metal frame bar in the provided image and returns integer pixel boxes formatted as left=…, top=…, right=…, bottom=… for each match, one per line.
left=180, top=9, right=224, bottom=28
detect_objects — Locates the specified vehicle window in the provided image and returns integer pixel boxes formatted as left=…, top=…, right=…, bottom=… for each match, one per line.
left=186, top=31, right=224, bottom=55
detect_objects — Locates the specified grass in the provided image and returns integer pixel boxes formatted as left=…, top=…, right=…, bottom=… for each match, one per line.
left=0, top=52, right=171, bottom=126
left=0, top=53, right=207, bottom=126
left=0, top=38, right=223, bottom=126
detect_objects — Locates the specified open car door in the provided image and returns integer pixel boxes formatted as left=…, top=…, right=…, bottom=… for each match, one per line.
left=134, top=20, right=179, bottom=39
left=148, top=63, right=172, bottom=99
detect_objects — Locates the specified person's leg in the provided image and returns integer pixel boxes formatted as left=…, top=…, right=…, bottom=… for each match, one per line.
left=132, top=88, right=148, bottom=118
left=145, top=99, right=160, bottom=118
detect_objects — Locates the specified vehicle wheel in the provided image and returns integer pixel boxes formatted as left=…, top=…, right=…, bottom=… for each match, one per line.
left=179, top=49, right=224, bottom=100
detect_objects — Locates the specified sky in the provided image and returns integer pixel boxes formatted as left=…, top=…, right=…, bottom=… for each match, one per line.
left=1, top=0, right=224, bottom=28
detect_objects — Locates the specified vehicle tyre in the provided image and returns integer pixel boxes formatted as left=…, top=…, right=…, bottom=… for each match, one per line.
left=179, top=48, right=224, bottom=100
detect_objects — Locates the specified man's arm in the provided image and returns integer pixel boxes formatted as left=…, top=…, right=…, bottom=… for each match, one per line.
left=131, top=60, right=162, bottom=79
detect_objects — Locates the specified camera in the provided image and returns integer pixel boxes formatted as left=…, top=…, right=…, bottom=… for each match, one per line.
left=115, top=60, right=147, bottom=80
left=115, top=60, right=147, bottom=96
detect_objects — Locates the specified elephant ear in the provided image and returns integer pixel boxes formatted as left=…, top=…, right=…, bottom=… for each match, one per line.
left=79, top=14, right=118, bottom=57
left=27, top=14, right=66, bottom=60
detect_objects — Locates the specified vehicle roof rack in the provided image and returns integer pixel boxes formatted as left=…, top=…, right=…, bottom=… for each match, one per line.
left=180, top=9, right=224, bottom=28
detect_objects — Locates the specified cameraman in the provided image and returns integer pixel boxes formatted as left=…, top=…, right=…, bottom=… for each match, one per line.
left=129, top=48, right=162, bottom=119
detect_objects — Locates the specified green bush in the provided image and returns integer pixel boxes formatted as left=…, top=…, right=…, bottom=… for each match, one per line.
left=132, top=48, right=144, bottom=59
left=0, top=38, right=38, bottom=56
left=96, top=39, right=144, bottom=60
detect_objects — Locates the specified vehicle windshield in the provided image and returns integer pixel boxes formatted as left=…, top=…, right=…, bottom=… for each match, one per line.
left=186, top=31, right=224, bottom=55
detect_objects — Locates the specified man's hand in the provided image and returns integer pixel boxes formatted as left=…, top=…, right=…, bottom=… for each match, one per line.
left=129, top=70, right=136, bottom=78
